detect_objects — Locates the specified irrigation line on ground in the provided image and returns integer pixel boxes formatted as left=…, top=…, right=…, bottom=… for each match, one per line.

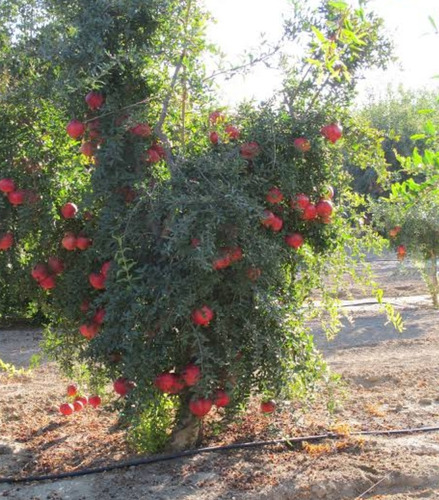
left=1, top=425, right=439, bottom=485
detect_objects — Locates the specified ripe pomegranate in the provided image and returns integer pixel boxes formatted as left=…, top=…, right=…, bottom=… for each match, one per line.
left=261, top=211, right=283, bottom=232
left=79, top=141, right=95, bottom=157
left=181, top=364, right=201, bottom=386
left=291, top=193, right=310, bottom=210
left=79, top=322, right=100, bottom=340
left=31, top=263, right=50, bottom=282
left=93, top=308, right=106, bottom=325
left=67, top=384, right=78, bottom=397
left=191, top=238, right=201, bottom=248
left=321, top=123, right=343, bottom=144
left=130, top=123, right=152, bottom=137
left=74, top=396, right=88, bottom=406
left=285, top=233, right=304, bottom=249
left=213, top=256, right=231, bottom=270
left=316, top=200, right=333, bottom=218
left=397, top=245, right=406, bottom=260
left=260, top=400, right=276, bottom=414
left=80, top=299, right=90, bottom=313
left=61, top=202, right=78, bottom=219
left=89, top=272, right=106, bottom=290
left=0, top=178, right=16, bottom=193
left=389, top=226, right=402, bottom=238
left=167, top=376, right=185, bottom=394
left=266, top=187, right=284, bottom=204
left=61, top=233, right=77, bottom=251
left=8, top=190, right=25, bottom=205
left=209, top=131, right=219, bottom=145
left=59, top=403, right=74, bottom=416
left=213, top=390, right=230, bottom=408
left=66, top=120, right=85, bottom=139
left=209, top=110, right=224, bottom=125
left=88, top=395, right=102, bottom=408
left=240, top=142, right=260, bottom=160
left=246, top=267, right=262, bottom=281
left=0, top=232, right=13, bottom=251
left=85, top=91, right=105, bottom=110
left=225, top=125, right=240, bottom=140
left=227, top=246, right=243, bottom=262
left=146, top=148, right=161, bottom=163
left=293, top=138, right=311, bottom=152
left=150, top=143, right=166, bottom=159
left=191, top=305, right=214, bottom=327
left=301, top=203, right=317, bottom=221
left=189, top=398, right=213, bottom=418
left=101, top=261, right=111, bottom=278
left=76, top=235, right=92, bottom=250
left=73, top=400, right=84, bottom=412
left=154, top=373, right=179, bottom=393
left=113, top=377, right=134, bottom=396
left=39, top=275, right=56, bottom=290
left=48, top=257, right=65, bottom=275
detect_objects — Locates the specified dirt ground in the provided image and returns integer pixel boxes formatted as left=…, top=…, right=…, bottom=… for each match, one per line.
left=1, top=256, right=439, bottom=499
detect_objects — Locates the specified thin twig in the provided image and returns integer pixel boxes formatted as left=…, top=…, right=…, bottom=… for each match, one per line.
left=354, top=473, right=391, bottom=500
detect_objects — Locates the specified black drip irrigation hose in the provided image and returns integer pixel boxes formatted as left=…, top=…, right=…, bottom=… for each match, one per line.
left=1, top=425, right=439, bottom=485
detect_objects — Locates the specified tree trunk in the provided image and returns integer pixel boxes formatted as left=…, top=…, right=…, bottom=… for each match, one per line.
left=166, top=394, right=202, bottom=451
left=432, top=252, right=439, bottom=309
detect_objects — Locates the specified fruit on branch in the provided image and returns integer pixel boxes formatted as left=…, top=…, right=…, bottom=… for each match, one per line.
left=189, top=397, right=213, bottom=418
left=31, top=263, right=50, bottom=282
left=291, top=193, right=310, bottom=211
left=79, top=322, right=100, bottom=340
left=209, top=131, right=219, bottom=145
left=213, top=390, right=230, bottom=408
left=301, top=203, right=317, bottom=221
left=61, top=202, right=78, bottom=219
left=146, top=148, right=161, bottom=164
left=225, top=125, right=240, bottom=140
left=293, top=138, right=311, bottom=152
left=0, top=178, right=16, bottom=193
left=181, top=364, right=201, bottom=386
left=389, top=226, right=401, bottom=238
left=61, top=233, right=78, bottom=251
left=240, top=142, right=261, bottom=159
left=285, top=233, right=304, bottom=249
left=93, top=308, right=106, bottom=325
left=100, top=261, right=111, bottom=278
left=0, top=232, right=14, bottom=250
left=316, top=200, right=333, bottom=218
left=266, top=187, right=284, bottom=204
left=48, top=257, right=65, bottom=275
left=79, top=141, right=96, bottom=157
left=7, top=190, right=25, bottom=205
left=321, top=123, right=343, bottom=144
left=191, top=305, right=214, bottom=327
left=246, top=267, right=262, bottom=281
left=130, top=123, right=152, bottom=137
left=66, top=119, right=86, bottom=139
left=89, top=272, right=106, bottom=290
left=76, top=235, right=93, bottom=250
left=39, top=275, right=56, bottom=290
left=209, top=110, right=224, bottom=125
left=113, top=377, right=135, bottom=396
left=397, top=244, right=406, bottom=261
left=261, top=211, right=283, bottom=232
left=85, top=91, right=105, bottom=110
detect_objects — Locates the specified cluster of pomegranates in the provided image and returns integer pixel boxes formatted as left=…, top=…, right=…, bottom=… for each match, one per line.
left=59, top=383, right=102, bottom=416
left=66, top=90, right=165, bottom=165
left=31, top=257, right=65, bottom=290
left=208, top=110, right=241, bottom=145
